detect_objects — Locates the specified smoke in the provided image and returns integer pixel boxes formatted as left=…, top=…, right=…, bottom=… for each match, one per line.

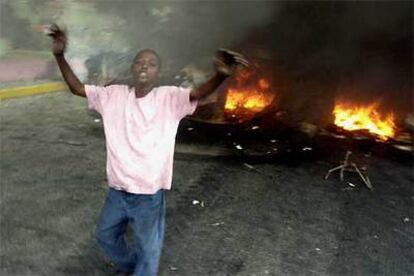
left=1, top=0, right=278, bottom=84
left=84, top=0, right=279, bottom=79
left=1, top=0, right=412, bottom=122
left=234, top=1, right=413, bottom=125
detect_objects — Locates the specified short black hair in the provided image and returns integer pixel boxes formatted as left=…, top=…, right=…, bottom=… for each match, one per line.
left=133, top=49, right=162, bottom=68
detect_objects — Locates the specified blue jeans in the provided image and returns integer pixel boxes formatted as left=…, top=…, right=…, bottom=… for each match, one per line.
left=96, top=188, right=166, bottom=276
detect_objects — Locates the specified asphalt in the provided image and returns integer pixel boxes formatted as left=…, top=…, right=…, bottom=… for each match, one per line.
left=0, top=91, right=413, bottom=276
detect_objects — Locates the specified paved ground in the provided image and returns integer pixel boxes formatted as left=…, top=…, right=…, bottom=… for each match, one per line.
left=0, top=92, right=413, bottom=275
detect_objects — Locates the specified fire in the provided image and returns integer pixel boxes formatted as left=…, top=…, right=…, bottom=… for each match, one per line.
left=225, top=87, right=273, bottom=112
left=333, top=102, right=396, bottom=140
left=225, top=76, right=274, bottom=114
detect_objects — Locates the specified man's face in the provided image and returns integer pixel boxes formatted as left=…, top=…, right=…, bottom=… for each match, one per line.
left=132, top=50, right=161, bottom=86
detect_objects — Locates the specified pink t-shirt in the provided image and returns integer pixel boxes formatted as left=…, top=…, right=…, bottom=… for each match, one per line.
left=85, top=84, right=197, bottom=194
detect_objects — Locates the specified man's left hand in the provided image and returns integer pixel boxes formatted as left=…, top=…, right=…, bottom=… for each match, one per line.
left=214, top=48, right=249, bottom=76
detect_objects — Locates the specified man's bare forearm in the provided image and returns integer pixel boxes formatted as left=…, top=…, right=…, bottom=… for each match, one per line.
left=190, top=73, right=228, bottom=102
left=54, top=54, right=86, bottom=97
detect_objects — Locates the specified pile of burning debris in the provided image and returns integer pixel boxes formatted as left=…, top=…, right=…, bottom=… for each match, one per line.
left=179, top=65, right=413, bottom=164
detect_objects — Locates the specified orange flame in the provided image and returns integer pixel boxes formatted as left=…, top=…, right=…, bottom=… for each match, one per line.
left=225, top=89, right=272, bottom=112
left=225, top=78, right=274, bottom=113
left=333, top=102, right=396, bottom=140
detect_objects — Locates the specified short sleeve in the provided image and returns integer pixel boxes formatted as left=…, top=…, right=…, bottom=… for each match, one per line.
left=170, top=86, right=198, bottom=119
left=84, top=85, right=111, bottom=114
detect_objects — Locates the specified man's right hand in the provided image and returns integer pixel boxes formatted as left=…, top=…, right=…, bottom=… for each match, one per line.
left=47, top=24, right=67, bottom=56
left=46, top=23, right=86, bottom=97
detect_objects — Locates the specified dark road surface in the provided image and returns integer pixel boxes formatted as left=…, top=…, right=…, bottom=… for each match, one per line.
left=1, top=92, right=413, bottom=275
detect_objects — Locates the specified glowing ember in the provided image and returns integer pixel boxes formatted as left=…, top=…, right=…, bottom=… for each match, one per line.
left=333, top=102, right=396, bottom=140
left=225, top=78, right=274, bottom=113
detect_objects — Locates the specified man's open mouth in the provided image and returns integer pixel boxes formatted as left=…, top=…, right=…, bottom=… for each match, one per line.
left=138, top=72, right=148, bottom=81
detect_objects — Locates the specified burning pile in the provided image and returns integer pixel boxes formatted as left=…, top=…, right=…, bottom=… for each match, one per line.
left=224, top=68, right=274, bottom=120
left=333, top=102, right=396, bottom=140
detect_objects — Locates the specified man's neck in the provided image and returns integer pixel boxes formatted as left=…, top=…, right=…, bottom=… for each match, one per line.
left=134, top=83, right=154, bottom=98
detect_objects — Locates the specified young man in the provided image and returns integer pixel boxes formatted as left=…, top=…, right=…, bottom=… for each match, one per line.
left=48, top=24, right=248, bottom=276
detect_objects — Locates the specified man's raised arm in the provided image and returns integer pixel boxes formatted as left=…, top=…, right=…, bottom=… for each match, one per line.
left=47, top=24, right=86, bottom=97
left=190, top=49, right=249, bottom=102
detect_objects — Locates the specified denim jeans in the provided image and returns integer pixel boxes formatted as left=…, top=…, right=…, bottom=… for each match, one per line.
left=96, top=188, right=166, bottom=276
